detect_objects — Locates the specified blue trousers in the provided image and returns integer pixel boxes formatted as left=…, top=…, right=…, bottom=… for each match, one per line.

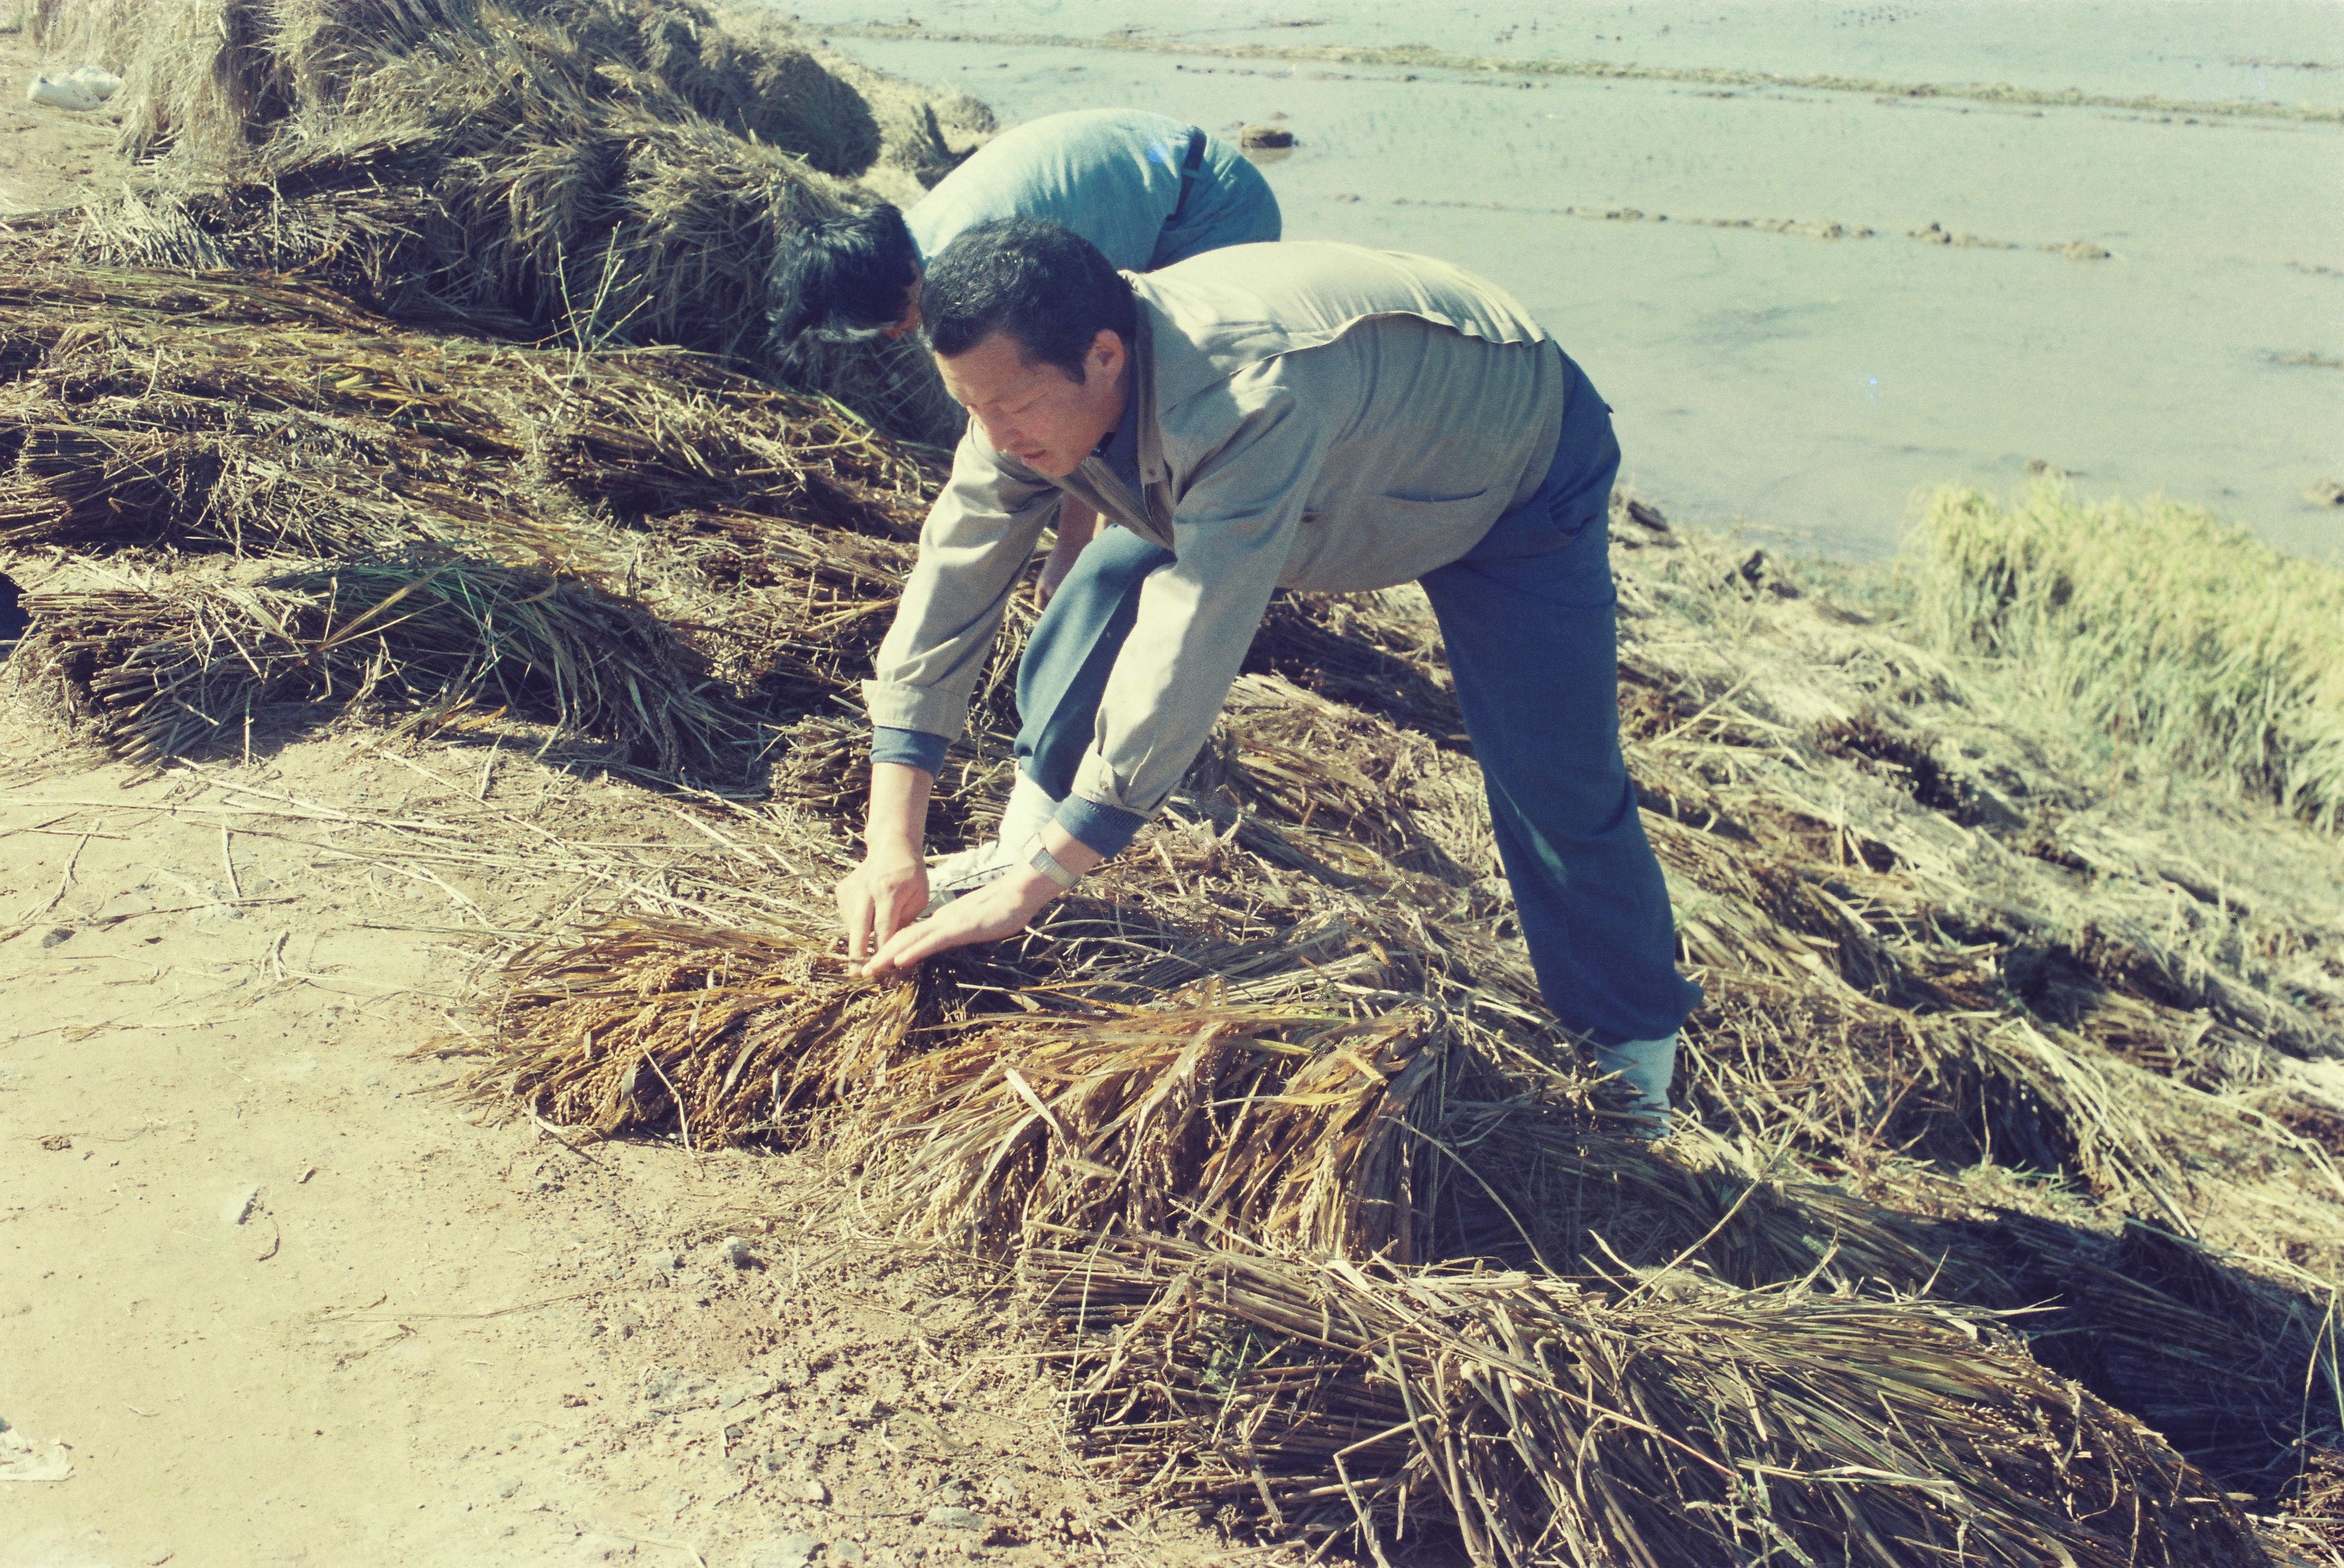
left=1012, top=366, right=1701, bottom=1046
left=1013, top=525, right=1175, bottom=804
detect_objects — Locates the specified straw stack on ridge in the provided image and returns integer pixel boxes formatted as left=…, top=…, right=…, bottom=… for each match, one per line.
left=0, top=257, right=937, bottom=557
left=28, top=0, right=956, bottom=176
left=26, top=0, right=984, bottom=441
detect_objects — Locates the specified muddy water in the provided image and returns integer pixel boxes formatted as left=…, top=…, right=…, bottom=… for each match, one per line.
left=793, top=2, right=2344, bottom=560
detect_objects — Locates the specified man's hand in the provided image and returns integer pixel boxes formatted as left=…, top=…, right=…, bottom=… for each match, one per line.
left=838, top=759, right=935, bottom=962
left=1033, top=496, right=1100, bottom=609
left=859, top=867, right=1058, bottom=979
left=859, top=824, right=1106, bottom=979
left=1034, top=532, right=1082, bottom=609
left=837, top=849, right=930, bottom=964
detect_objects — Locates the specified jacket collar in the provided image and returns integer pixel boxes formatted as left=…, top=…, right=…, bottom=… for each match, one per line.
left=1059, top=301, right=1176, bottom=547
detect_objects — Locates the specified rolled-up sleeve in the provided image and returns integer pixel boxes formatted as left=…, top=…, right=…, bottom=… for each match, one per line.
left=870, top=726, right=951, bottom=775
left=863, top=425, right=1060, bottom=742
left=1064, top=383, right=1318, bottom=829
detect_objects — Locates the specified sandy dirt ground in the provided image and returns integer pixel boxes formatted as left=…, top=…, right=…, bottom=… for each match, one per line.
left=0, top=718, right=1249, bottom=1568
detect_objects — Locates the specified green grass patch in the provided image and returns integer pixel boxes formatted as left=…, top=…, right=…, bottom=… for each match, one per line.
left=1909, top=482, right=2344, bottom=828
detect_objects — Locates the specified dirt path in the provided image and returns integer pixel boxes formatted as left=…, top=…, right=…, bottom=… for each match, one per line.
left=0, top=729, right=1232, bottom=1568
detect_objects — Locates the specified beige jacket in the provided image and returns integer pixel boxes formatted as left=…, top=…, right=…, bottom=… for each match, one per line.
left=865, top=241, right=1571, bottom=820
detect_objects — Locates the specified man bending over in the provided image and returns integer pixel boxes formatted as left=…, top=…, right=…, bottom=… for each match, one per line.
left=835, top=221, right=1701, bottom=1124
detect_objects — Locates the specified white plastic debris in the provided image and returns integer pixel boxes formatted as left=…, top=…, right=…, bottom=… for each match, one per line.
left=26, top=74, right=102, bottom=112
left=69, top=66, right=124, bottom=102
left=0, top=1423, right=73, bottom=1483
left=221, top=1184, right=261, bottom=1225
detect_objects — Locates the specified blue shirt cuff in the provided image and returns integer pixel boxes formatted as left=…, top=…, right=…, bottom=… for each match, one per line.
left=1054, top=796, right=1148, bottom=859
left=870, top=726, right=949, bottom=775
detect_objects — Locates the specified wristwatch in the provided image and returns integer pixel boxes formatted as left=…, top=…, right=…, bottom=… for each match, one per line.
left=1021, top=833, right=1080, bottom=891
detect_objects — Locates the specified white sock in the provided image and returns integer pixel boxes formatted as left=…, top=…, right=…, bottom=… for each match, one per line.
left=996, top=771, right=1061, bottom=850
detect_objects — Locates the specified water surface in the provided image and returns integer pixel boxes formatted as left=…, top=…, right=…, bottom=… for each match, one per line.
left=793, top=1, right=2344, bottom=560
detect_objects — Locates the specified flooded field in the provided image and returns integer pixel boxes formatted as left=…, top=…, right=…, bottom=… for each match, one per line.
left=788, top=0, right=2343, bottom=560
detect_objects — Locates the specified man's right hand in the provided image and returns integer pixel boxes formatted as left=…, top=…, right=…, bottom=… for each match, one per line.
left=837, top=850, right=930, bottom=964
left=839, top=760, right=937, bottom=963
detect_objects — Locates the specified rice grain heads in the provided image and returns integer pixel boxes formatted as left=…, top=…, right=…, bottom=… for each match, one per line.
left=859, top=1003, right=1441, bottom=1261
left=486, top=920, right=936, bottom=1143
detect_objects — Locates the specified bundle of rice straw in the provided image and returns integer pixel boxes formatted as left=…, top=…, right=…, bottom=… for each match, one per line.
left=1985, top=1213, right=2344, bottom=1489
left=1213, top=674, right=1495, bottom=881
left=19, top=556, right=744, bottom=772
left=846, top=997, right=1999, bottom=1297
left=485, top=919, right=938, bottom=1142
left=862, top=1003, right=1442, bottom=1259
left=1025, top=1233, right=2265, bottom=1568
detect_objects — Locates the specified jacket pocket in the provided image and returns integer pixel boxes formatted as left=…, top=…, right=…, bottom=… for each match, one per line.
left=1378, top=487, right=1491, bottom=510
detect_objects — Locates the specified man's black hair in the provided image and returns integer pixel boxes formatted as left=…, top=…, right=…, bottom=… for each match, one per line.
left=921, top=218, right=1137, bottom=381
left=767, top=204, right=921, bottom=343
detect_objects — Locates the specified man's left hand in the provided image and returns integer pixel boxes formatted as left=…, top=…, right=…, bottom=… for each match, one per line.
left=859, top=867, right=1059, bottom=979
left=1033, top=498, right=1100, bottom=610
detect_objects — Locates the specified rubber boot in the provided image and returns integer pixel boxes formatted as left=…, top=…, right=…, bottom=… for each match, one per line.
left=1594, top=1032, right=1679, bottom=1138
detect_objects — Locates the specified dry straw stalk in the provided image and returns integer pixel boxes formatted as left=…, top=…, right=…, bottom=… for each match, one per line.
left=1026, top=1233, right=2264, bottom=1568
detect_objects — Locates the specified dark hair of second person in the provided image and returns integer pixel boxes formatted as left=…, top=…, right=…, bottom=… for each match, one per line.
left=768, top=204, right=921, bottom=343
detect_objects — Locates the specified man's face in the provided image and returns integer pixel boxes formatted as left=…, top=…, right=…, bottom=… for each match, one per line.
left=936, top=329, right=1127, bottom=478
